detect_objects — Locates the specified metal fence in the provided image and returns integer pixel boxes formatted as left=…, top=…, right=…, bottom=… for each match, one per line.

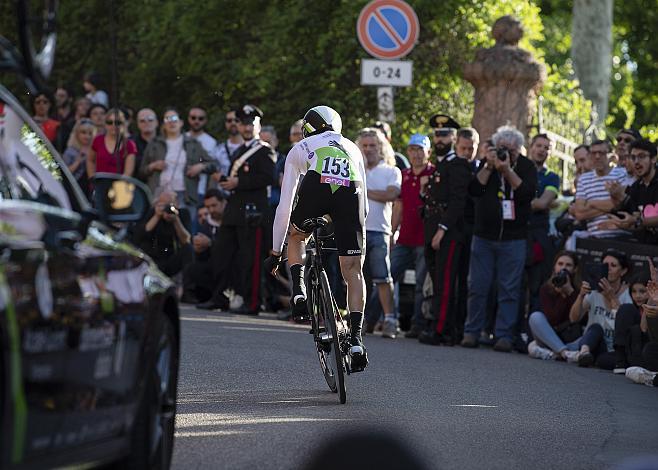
left=535, top=96, right=590, bottom=192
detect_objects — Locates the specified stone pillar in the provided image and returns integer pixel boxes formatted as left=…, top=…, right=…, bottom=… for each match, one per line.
left=463, top=16, right=546, bottom=143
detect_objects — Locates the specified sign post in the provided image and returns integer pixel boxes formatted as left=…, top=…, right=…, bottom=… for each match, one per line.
left=357, top=0, right=419, bottom=123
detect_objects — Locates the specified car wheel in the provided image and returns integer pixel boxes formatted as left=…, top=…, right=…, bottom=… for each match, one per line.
left=119, top=314, right=179, bottom=470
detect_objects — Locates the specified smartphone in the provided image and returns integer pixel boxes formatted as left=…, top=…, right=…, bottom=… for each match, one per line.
left=584, top=262, right=609, bottom=291
left=219, top=175, right=228, bottom=182
left=641, top=304, right=658, bottom=318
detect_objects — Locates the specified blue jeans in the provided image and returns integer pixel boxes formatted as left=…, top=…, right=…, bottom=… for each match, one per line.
left=464, top=236, right=526, bottom=341
left=364, top=231, right=392, bottom=283
left=365, top=243, right=426, bottom=326
left=364, top=230, right=393, bottom=323
left=392, top=244, right=426, bottom=328
left=529, top=311, right=608, bottom=355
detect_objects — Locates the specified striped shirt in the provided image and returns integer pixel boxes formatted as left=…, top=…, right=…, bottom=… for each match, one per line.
left=575, top=167, right=628, bottom=238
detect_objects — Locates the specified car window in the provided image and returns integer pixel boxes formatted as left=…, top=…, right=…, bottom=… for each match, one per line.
left=0, top=95, right=76, bottom=210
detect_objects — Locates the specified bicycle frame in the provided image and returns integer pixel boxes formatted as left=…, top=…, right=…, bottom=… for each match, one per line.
left=299, top=221, right=350, bottom=403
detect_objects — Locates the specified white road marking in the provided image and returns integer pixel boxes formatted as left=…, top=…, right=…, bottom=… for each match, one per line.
left=449, top=404, right=498, bottom=408
left=181, top=316, right=306, bottom=335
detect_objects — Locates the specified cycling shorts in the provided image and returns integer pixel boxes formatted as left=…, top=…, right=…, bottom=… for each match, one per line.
left=290, top=171, right=365, bottom=257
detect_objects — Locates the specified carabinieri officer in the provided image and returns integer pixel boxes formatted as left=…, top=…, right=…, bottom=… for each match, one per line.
left=419, top=114, right=473, bottom=346
left=198, top=104, right=276, bottom=314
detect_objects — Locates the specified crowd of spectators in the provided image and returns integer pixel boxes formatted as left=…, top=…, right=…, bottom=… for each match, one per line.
left=39, top=72, right=658, bottom=389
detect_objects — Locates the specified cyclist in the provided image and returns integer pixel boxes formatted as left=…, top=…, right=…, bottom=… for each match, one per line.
left=265, top=105, right=369, bottom=370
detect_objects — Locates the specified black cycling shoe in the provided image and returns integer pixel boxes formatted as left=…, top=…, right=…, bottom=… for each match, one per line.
left=291, top=297, right=308, bottom=320
left=349, top=336, right=368, bottom=372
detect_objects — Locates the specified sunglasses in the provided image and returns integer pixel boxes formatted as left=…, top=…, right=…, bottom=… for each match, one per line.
left=617, top=136, right=634, bottom=144
left=139, top=116, right=156, bottom=123
left=164, top=115, right=180, bottom=123
left=434, top=130, right=454, bottom=137
left=78, top=118, right=94, bottom=125
left=105, top=119, right=125, bottom=126
left=189, top=115, right=206, bottom=121
left=225, top=118, right=239, bottom=123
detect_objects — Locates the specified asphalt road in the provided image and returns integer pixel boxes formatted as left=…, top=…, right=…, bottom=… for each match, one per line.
left=171, top=306, right=658, bottom=470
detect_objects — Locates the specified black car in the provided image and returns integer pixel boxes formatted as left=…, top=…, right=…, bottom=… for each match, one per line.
left=0, top=85, right=180, bottom=469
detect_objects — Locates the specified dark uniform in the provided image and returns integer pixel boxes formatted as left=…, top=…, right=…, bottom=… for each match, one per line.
left=419, top=114, right=473, bottom=345
left=201, top=105, right=276, bottom=313
left=456, top=158, right=484, bottom=340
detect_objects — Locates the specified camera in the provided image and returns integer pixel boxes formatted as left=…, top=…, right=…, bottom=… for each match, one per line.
left=496, top=147, right=509, bottom=162
left=552, top=269, right=570, bottom=288
left=219, top=175, right=228, bottom=182
left=164, top=204, right=178, bottom=216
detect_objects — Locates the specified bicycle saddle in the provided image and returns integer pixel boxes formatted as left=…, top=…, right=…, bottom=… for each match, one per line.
left=300, top=216, right=329, bottom=232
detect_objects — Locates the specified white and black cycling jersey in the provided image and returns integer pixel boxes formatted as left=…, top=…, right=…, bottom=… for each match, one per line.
left=272, top=131, right=368, bottom=253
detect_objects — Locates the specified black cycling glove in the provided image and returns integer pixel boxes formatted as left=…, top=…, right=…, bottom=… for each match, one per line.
left=264, top=252, right=282, bottom=277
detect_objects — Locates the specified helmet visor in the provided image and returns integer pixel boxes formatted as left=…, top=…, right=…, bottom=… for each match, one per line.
left=302, top=121, right=316, bottom=139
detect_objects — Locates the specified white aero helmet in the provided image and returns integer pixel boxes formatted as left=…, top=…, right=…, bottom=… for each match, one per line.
left=302, top=105, right=342, bottom=138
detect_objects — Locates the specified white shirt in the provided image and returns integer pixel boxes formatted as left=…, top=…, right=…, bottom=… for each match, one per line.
left=159, top=136, right=186, bottom=192
left=584, top=288, right=632, bottom=352
left=186, top=131, right=217, bottom=154
left=619, top=168, right=636, bottom=187
left=214, top=140, right=242, bottom=175
left=272, top=131, right=368, bottom=253
left=187, top=131, right=217, bottom=194
left=575, top=167, right=628, bottom=238
left=365, top=160, right=401, bottom=234
left=86, top=90, right=109, bottom=107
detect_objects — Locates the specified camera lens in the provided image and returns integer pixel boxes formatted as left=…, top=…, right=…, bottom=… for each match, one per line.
left=552, top=269, right=569, bottom=288
left=496, top=148, right=509, bottom=161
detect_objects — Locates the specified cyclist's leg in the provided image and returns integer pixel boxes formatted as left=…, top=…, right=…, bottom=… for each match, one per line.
left=287, top=226, right=307, bottom=267
left=331, top=183, right=368, bottom=367
left=287, top=226, right=310, bottom=316
left=289, top=173, right=327, bottom=316
left=339, top=253, right=368, bottom=367
left=338, top=254, right=366, bottom=314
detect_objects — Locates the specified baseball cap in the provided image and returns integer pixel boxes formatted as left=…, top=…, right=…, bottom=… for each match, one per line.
left=407, top=133, right=431, bottom=150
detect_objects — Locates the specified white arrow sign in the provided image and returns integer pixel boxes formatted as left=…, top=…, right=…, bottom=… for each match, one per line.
left=377, top=86, right=395, bottom=122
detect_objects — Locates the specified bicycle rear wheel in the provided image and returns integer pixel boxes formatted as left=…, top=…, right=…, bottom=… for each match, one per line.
left=319, top=271, right=346, bottom=404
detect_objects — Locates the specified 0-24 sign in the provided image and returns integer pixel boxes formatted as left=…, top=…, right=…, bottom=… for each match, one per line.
left=360, top=59, right=412, bottom=87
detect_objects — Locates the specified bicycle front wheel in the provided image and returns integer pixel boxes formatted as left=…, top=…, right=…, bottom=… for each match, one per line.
left=308, top=269, right=336, bottom=393
left=319, top=271, right=346, bottom=404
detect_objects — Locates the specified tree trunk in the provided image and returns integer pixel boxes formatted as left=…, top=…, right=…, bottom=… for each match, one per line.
left=571, top=0, right=613, bottom=126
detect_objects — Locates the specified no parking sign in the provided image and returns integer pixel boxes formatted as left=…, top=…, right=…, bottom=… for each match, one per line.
left=357, top=0, right=418, bottom=122
left=357, top=0, right=419, bottom=60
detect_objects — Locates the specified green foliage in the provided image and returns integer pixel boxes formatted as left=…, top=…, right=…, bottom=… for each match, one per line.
left=7, top=0, right=654, bottom=152
left=537, top=0, right=657, bottom=141
left=613, top=0, right=658, bottom=139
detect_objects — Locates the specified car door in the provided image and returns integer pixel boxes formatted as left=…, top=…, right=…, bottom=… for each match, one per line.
left=0, top=90, right=160, bottom=468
